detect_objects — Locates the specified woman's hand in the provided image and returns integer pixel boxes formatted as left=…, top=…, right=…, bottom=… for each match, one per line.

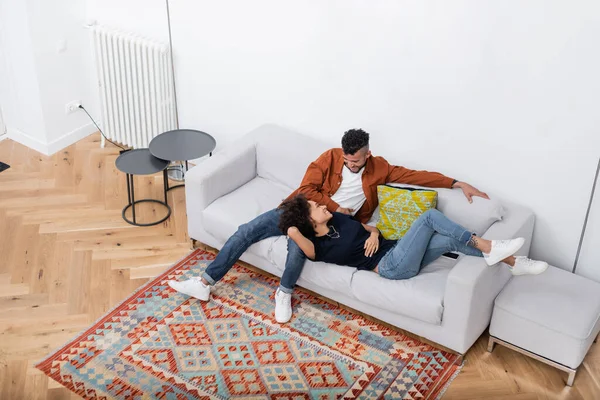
left=287, top=226, right=299, bottom=237
left=364, top=232, right=379, bottom=257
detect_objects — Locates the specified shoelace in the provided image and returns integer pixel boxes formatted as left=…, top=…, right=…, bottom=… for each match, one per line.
left=494, top=240, right=512, bottom=248
left=278, top=292, right=291, bottom=306
left=516, top=257, right=534, bottom=266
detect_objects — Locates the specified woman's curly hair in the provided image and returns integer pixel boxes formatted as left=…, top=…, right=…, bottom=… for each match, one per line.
left=341, top=128, right=369, bottom=155
left=278, top=194, right=315, bottom=238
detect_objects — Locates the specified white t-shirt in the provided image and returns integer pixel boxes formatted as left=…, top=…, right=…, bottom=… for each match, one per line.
left=331, top=166, right=366, bottom=215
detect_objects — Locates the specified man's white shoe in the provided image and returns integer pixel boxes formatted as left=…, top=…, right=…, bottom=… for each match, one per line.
left=274, top=289, right=292, bottom=323
left=168, top=277, right=210, bottom=301
left=511, top=256, right=548, bottom=276
left=483, top=237, right=525, bottom=266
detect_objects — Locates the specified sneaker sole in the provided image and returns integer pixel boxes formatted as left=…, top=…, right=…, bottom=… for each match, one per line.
left=167, top=280, right=210, bottom=301
left=275, top=315, right=292, bottom=324
left=485, top=237, right=525, bottom=266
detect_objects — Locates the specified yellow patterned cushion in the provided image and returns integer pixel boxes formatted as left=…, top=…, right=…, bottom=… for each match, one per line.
left=376, top=185, right=438, bottom=240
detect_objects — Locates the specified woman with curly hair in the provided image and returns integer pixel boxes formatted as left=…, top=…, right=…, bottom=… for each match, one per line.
left=278, top=194, right=548, bottom=280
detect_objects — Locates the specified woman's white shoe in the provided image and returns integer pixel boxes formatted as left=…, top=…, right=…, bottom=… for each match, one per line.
left=483, top=237, right=525, bottom=266
left=511, top=257, right=549, bottom=276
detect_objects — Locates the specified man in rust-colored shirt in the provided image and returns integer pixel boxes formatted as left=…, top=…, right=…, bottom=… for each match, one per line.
left=169, top=129, right=488, bottom=323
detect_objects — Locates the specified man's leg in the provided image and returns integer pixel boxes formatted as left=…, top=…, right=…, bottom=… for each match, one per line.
left=169, top=208, right=282, bottom=300
left=202, top=208, right=282, bottom=284
left=274, top=238, right=307, bottom=323
left=278, top=238, right=306, bottom=293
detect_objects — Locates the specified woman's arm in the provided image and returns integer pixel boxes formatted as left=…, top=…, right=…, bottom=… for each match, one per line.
left=361, top=224, right=380, bottom=257
left=287, top=227, right=316, bottom=260
left=361, top=223, right=380, bottom=236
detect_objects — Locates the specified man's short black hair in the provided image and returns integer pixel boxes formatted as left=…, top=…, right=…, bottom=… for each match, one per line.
left=278, top=194, right=315, bottom=238
left=341, top=129, right=370, bottom=155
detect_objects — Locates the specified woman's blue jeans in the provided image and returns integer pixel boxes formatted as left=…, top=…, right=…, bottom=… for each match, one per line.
left=377, top=209, right=483, bottom=280
left=201, top=208, right=304, bottom=293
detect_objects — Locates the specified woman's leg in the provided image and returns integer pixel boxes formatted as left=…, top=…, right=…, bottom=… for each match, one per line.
left=420, top=233, right=483, bottom=268
left=377, top=209, right=469, bottom=280
left=377, top=208, right=505, bottom=280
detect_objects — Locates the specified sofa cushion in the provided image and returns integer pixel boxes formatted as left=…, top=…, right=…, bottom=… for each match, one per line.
left=268, top=236, right=357, bottom=295
left=350, top=255, right=459, bottom=325
left=254, top=125, right=331, bottom=190
left=376, top=185, right=438, bottom=239
left=368, top=183, right=504, bottom=236
left=202, top=177, right=292, bottom=243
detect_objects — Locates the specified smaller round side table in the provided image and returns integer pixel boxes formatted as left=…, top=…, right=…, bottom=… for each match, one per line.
left=115, top=149, right=172, bottom=226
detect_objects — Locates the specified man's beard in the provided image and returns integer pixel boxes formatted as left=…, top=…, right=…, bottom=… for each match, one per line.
left=345, top=164, right=365, bottom=174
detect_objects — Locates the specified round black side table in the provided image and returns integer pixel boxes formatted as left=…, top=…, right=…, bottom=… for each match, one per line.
left=149, top=129, right=216, bottom=191
left=115, top=149, right=172, bottom=226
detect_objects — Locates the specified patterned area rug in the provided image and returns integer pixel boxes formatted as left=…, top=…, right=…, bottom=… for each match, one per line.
left=37, top=249, right=462, bottom=399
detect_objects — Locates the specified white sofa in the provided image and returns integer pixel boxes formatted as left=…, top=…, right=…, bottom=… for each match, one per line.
left=185, top=124, right=535, bottom=354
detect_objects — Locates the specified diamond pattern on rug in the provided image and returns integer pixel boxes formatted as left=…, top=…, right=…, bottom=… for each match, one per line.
left=36, top=249, right=462, bottom=399
left=168, top=322, right=211, bottom=346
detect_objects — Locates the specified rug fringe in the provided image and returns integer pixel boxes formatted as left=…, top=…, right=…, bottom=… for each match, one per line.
left=435, top=359, right=464, bottom=400
left=34, top=249, right=203, bottom=368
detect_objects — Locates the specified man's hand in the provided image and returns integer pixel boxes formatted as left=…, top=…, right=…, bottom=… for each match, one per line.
left=336, top=207, right=354, bottom=215
left=364, top=232, right=379, bottom=257
left=453, top=181, right=490, bottom=203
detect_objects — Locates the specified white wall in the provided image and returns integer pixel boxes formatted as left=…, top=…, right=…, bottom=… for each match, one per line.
left=575, top=160, right=600, bottom=282
left=0, top=0, right=47, bottom=150
left=85, top=0, right=169, bottom=43
left=168, top=0, right=600, bottom=270
left=0, top=0, right=98, bottom=155
left=80, top=0, right=600, bottom=271
left=28, top=0, right=99, bottom=153
left=0, top=108, right=5, bottom=137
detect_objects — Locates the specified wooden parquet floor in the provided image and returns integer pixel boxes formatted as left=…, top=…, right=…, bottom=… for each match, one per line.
left=0, top=133, right=599, bottom=399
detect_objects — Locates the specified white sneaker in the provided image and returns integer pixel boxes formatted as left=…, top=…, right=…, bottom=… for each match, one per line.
left=483, top=237, right=525, bottom=266
left=511, top=256, right=548, bottom=276
left=274, top=288, right=293, bottom=323
left=168, top=277, right=211, bottom=301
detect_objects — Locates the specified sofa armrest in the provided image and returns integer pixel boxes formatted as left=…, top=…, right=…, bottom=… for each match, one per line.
left=185, top=142, right=257, bottom=212
left=442, top=203, right=535, bottom=353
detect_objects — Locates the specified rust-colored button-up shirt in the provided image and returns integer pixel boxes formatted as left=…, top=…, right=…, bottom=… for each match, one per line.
left=285, top=148, right=455, bottom=223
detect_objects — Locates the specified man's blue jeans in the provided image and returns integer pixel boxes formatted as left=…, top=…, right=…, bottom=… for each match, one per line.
left=377, top=209, right=483, bottom=280
left=201, top=208, right=304, bottom=294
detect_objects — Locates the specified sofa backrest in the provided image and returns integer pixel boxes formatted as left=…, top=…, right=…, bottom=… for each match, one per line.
left=251, top=124, right=333, bottom=190
left=246, top=124, right=505, bottom=235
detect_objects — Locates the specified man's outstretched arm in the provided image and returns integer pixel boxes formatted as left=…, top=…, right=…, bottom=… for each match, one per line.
left=386, top=161, right=489, bottom=203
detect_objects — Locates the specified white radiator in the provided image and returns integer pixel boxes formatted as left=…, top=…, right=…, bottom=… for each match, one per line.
left=91, top=25, right=177, bottom=148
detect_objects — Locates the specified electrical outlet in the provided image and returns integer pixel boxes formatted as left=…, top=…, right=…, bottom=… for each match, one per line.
left=65, top=101, right=81, bottom=114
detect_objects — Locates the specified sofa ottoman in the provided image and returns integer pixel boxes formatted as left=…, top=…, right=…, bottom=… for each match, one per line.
left=488, top=265, right=600, bottom=386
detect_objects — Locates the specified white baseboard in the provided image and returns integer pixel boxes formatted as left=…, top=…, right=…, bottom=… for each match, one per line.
left=7, top=123, right=97, bottom=156
left=46, top=123, right=97, bottom=155
left=7, top=127, right=50, bottom=155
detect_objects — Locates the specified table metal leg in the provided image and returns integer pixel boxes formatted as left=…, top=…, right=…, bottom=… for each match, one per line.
left=126, top=173, right=131, bottom=205
left=163, top=169, right=168, bottom=203
left=130, top=174, right=136, bottom=224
